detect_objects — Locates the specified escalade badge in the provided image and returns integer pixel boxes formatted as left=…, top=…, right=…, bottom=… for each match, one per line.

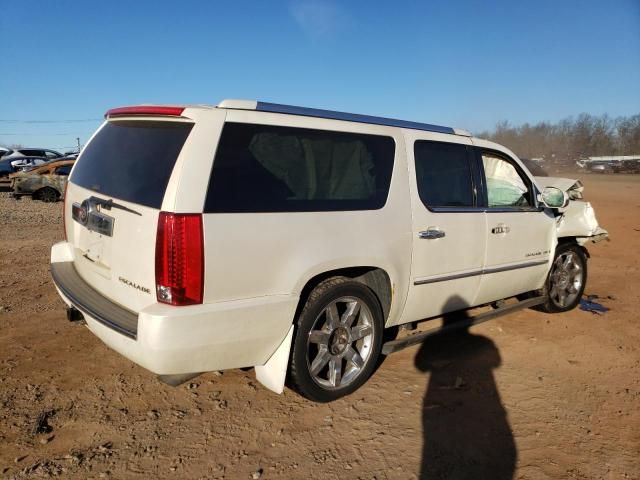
left=118, top=277, right=151, bottom=294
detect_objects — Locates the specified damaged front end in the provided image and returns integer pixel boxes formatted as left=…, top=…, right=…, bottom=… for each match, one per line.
left=535, top=176, right=608, bottom=246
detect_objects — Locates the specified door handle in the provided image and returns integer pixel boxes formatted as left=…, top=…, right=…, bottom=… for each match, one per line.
left=491, top=224, right=511, bottom=234
left=418, top=228, right=446, bottom=240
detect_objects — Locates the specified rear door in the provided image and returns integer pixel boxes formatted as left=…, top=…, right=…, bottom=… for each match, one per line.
left=473, top=146, right=556, bottom=304
left=65, top=117, right=195, bottom=313
left=401, top=133, right=487, bottom=323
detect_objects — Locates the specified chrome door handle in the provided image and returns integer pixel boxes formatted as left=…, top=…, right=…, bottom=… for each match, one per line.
left=418, top=228, right=445, bottom=240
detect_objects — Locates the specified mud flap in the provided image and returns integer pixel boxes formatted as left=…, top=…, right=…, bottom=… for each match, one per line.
left=255, top=325, right=294, bottom=394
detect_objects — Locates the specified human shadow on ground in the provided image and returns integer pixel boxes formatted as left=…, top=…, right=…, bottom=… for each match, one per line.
left=414, top=297, right=516, bottom=480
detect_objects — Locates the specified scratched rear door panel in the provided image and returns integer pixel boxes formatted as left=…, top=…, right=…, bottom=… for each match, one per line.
left=65, top=119, right=194, bottom=313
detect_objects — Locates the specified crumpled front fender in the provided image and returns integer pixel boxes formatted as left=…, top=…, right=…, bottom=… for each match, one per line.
left=556, top=201, right=608, bottom=245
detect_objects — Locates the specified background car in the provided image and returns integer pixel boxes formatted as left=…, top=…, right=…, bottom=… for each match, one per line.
left=0, top=156, right=48, bottom=178
left=10, top=159, right=74, bottom=202
left=587, top=162, right=616, bottom=173
left=2, top=148, right=64, bottom=160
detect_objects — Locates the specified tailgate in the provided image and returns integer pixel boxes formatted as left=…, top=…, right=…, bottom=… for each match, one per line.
left=66, top=118, right=194, bottom=313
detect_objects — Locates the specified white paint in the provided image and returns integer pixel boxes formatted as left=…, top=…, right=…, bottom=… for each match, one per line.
left=557, top=201, right=608, bottom=242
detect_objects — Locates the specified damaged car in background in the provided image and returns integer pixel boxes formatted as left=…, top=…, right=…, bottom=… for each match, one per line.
left=10, top=159, right=74, bottom=202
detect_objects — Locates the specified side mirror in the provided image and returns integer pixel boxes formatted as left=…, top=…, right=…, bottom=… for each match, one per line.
left=539, top=186, right=569, bottom=208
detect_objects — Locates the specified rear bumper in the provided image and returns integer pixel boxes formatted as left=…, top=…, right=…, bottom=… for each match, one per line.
left=51, top=243, right=298, bottom=375
left=51, top=261, right=138, bottom=338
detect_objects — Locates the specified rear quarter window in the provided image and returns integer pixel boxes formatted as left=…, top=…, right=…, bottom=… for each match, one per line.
left=414, top=140, right=475, bottom=208
left=70, top=121, right=193, bottom=208
left=205, top=123, right=395, bottom=213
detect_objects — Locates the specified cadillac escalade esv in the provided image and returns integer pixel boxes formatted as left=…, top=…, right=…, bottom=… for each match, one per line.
left=51, top=100, right=607, bottom=402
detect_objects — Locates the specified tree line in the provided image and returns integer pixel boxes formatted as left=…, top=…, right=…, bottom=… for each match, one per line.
left=477, top=113, right=640, bottom=167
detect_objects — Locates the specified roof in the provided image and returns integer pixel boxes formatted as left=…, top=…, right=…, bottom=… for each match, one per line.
left=216, top=99, right=471, bottom=137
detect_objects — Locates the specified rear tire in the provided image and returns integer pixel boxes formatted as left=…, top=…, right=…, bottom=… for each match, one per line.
left=36, top=187, right=59, bottom=203
left=537, top=243, right=587, bottom=313
left=289, top=277, right=384, bottom=402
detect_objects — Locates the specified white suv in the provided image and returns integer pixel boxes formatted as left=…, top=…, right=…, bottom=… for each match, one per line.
left=51, top=100, right=607, bottom=402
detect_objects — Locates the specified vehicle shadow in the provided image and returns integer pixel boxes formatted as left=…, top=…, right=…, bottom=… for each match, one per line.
left=414, top=297, right=516, bottom=479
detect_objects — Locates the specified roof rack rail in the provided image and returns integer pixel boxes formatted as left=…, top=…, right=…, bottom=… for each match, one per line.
left=217, top=99, right=459, bottom=136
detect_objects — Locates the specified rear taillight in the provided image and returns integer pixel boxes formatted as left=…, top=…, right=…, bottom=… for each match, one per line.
left=63, top=181, right=68, bottom=241
left=155, top=212, right=204, bottom=306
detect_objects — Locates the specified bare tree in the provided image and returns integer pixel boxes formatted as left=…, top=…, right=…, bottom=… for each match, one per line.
left=477, top=113, right=640, bottom=168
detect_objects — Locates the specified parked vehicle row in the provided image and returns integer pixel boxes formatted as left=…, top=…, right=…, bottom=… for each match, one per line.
left=0, top=147, right=65, bottom=160
left=1, top=147, right=78, bottom=164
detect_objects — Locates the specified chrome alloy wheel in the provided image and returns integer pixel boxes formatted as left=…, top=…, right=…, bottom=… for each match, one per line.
left=549, top=251, right=584, bottom=308
left=306, top=296, right=375, bottom=390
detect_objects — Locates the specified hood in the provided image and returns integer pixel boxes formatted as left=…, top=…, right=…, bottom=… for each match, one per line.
left=534, top=176, right=583, bottom=200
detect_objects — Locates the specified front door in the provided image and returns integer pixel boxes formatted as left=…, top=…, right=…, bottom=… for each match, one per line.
left=400, top=134, right=487, bottom=324
left=474, top=147, right=556, bottom=305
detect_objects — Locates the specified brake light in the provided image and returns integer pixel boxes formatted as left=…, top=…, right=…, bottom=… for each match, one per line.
left=106, top=106, right=185, bottom=118
left=63, top=181, right=68, bottom=241
left=155, top=212, right=204, bottom=306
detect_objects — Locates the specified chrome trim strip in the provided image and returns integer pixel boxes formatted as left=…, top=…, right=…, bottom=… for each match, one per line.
left=256, top=102, right=456, bottom=135
left=414, top=268, right=483, bottom=285
left=414, top=259, right=548, bottom=286
left=482, top=259, right=548, bottom=275
left=427, top=206, right=543, bottom=213
left=485, top=207, right=543, bottom=213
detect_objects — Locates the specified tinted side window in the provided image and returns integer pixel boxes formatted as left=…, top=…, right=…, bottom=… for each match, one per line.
left=71, top=121, right=193, bottom=208
left=414, top=141, right=474, bottom=208
left=55, top=165, right=72, bottom=175
left=482, top=153, right=531, bottom=208
left=21, top=149, right=45, bottom=157
left=205, top=123, right=395, bottom=213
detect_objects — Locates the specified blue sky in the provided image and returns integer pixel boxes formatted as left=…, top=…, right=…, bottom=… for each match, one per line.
left=1, top=0, right=638, bottom=150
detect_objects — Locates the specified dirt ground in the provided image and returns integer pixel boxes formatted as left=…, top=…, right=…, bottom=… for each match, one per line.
left=0, top=174, right=638, bottom=480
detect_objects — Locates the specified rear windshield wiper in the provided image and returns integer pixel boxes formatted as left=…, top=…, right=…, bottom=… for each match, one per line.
left=88, top=196, right=142, bottom=216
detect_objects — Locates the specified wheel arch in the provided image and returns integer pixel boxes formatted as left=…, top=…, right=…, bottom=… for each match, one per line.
left=557, top=236, right=590, bottom=258
left=34, top=186, right=61, bottom=201
left=256, top=266, right=394, bottom=397
left=294, top=266, right=394, bottom=326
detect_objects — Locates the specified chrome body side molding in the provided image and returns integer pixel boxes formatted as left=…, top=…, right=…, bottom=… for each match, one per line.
left=414, top=259, right=548, bottom=286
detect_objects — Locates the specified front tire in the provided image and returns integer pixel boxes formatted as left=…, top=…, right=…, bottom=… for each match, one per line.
left=538, top=243, right=587, bottom=313
left=290, top=277, right=384, bottom=402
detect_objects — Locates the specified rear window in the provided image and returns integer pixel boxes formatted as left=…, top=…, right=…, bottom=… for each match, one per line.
left=70, top=121, right=193, bottom=208
left=205, top=123, right=395, bottom=213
